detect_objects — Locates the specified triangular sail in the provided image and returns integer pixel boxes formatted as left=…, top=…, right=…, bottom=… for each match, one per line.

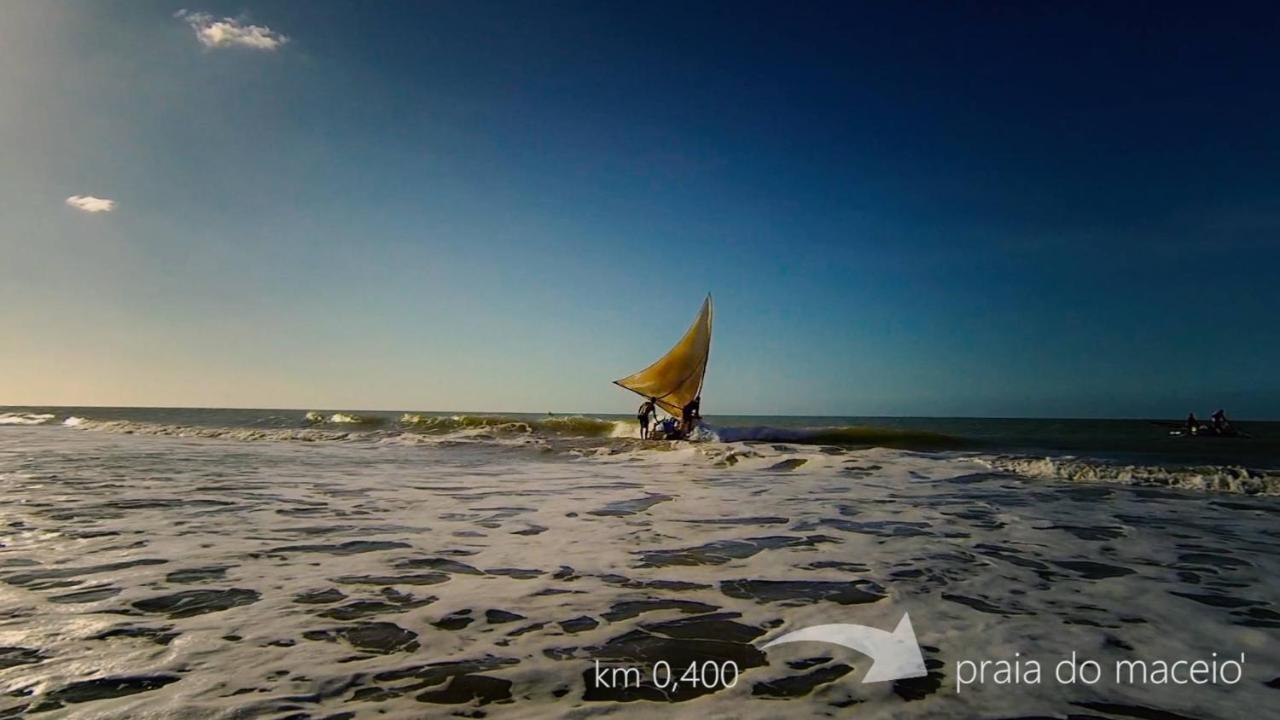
left=614, top=295, right=713, bottom=417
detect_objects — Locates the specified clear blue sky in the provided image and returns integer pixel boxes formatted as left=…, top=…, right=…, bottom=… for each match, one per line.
left=3, top=1, right=1278, bottom=417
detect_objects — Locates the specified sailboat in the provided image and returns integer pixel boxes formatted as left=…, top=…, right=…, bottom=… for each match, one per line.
left=614, top=295, right=713, bottom=439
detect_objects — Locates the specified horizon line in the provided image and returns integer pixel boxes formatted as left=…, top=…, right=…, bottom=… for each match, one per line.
left=2, top=403, right=1276, bottom=423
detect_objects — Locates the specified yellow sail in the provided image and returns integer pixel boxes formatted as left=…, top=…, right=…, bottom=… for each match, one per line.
left=614, top=295, right=713, bottom=417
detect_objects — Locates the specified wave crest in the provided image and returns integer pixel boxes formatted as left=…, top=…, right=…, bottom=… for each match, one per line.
left=399, top=413, right=620, bottom=437
left=304, top=412, right=384, bottom=426
left=67, top=418, right=368, bottom=442
left=0, top=412, right=55, bottom=426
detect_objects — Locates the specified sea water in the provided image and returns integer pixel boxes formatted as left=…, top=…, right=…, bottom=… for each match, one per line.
left=0, top=407, right=1277, bottom=718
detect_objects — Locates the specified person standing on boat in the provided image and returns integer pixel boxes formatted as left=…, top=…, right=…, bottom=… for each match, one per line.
left=638, top=397, right=657, bottom=440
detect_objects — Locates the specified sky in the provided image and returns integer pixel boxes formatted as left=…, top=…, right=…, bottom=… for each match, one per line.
left=2, top=1, right=1278, bottom=418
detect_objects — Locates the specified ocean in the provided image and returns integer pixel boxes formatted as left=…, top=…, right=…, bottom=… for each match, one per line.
left=1, top=406, right=1277, bottom=718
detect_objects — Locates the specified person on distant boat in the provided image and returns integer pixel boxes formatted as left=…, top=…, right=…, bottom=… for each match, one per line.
left=638, top=397, right=657, bottom=440
left=1185, top=412, right=1199, bottom=435
left=681, top=396, right=701, bottom=434
left=1211, top=409, right=1231, bottom=435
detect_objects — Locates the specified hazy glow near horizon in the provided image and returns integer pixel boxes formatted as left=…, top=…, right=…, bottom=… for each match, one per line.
left=2, top=4, right=1278, bottom=417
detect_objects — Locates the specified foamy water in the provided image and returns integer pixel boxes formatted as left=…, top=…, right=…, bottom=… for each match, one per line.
left=1, top=418, right=1278, bottom=718
left=31, top=408, right=1280, bottom=495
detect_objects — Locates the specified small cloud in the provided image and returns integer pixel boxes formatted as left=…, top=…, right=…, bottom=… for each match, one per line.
left=65, top=195, right=116, bottom=213
left=176, top=9, right=288, bottom=51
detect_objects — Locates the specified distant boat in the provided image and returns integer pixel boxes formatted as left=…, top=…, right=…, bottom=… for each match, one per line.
left=614, top=295, right=713, bottom=425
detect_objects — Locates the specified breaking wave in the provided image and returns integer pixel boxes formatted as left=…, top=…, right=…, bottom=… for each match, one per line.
left=979, top=455, right=1280, bottom=495
left=64, top=417, right=367, bottom=442
left=0, top=412, right=55, bottom=426
left=41, top=411, right=1280, bottom=495
left=55, top=412, right=965, bottom=453
left=399, top=413, right=620, bottom=437
left=304, top=412, right=385, bottom=426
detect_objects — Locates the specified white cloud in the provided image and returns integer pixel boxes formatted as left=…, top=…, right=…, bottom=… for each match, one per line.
left=65, top=195, right=116, bottom=213
left=176, top=10, right=288, bottom=51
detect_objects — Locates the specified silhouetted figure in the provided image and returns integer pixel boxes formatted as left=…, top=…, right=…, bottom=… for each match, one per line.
left=638, top=397, right=657, bottom=440
left=681, top=396, right=701, bottom=434
left=1211, top=409, right=1230, bottom=435
left=1185, top=412, right=1199, bottom=435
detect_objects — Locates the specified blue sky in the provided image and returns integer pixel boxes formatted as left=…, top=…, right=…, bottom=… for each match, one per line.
left=2, top=2, right=1278, bottom=417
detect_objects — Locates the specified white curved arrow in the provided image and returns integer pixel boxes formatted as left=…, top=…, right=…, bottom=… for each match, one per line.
left=760, top=612, right=926, bottom=683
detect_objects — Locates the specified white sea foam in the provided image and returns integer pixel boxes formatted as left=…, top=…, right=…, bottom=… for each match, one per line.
left=37, top=412, right=1279, bottom=495
left=0, top=412, right=54, bottom=425
left=300, top=411, right=386, bottom=426
left=978, top=455, right=1280, bottom=495
left=64, top=417, right=364, bottom=442
left=0, top=430, right=1275, bottom=718
left=327, top=412, right=375, bottom=425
